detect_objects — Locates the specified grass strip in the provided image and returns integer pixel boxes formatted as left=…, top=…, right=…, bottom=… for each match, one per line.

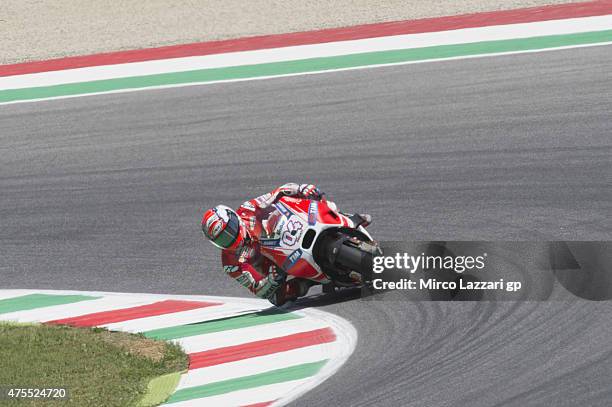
left=137, top=371, right=183, bottom=407
left=0, top=323, right=188, bottom=407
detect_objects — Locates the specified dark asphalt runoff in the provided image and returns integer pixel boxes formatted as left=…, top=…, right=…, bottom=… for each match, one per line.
left=1, top=45, right=611, bottom=406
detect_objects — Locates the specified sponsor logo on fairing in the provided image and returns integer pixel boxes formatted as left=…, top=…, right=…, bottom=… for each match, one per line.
left=282, top=220, right=304, bottom=246
left=282, top=249, right=303, bottom=271
left=308, top=201, right=318, bottom=225
left=274, top=202, right=291, bottom=217
left=260, top=238, right=281, bottom=248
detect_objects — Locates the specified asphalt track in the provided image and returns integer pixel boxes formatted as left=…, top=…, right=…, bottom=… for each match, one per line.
left=1, top=45, right=612, bottom=406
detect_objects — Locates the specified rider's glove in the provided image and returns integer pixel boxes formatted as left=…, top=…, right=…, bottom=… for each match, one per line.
left=256, top=266, right=286, bottom=299
left=257, top=276, right=280, bottom=299
left=299, top=184, right=323, bottom=200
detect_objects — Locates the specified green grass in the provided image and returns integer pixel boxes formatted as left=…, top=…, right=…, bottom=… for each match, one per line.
left=0, top=323, right=188, bottom=406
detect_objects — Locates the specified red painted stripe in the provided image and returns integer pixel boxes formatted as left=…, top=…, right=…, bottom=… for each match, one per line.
left=240, top=402, right=276, bottom=407
left=46, top=300, right=220, bottom=327
left=2, top=1, right=610, bottom=77
left=189, top=327, right=336, bottom=370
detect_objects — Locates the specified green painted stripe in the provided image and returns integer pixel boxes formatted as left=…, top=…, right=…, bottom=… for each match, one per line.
left=0, top=293, right=100, bottom=314
left=166, top=360, right=327, bottom=403
left=1, top=30, right=611, bottom=104
left=143, top=310, right=302, bottom=340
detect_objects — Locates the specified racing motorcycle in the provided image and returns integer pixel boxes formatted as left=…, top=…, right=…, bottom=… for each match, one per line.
left=259, top=195, right=382, bottom=293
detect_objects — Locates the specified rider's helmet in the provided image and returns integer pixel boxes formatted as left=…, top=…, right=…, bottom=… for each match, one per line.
left=202, top=205, right=249, bottom=250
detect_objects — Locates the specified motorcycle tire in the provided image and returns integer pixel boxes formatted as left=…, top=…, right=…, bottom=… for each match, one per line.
left=333, top=239, right=376, bottom=283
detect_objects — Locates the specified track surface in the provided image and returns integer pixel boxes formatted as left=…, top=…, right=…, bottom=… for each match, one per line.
left=2, top=46, right=612, bottom=406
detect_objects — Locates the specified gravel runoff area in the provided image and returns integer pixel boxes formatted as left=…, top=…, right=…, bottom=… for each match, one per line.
left=2, top=0, right=583, bottom=64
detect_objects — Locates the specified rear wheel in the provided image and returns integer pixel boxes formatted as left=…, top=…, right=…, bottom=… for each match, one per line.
left=315, top=233, right=381, bottom=285
left=333, top=242, right=374, bottom=281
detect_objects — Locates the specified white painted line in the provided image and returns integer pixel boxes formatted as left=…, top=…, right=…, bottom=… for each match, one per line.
left=175, top=316, right=330, bottom=353
left=0, top=295, right=154, bottom=323
left=1, top=15, right=611, bottom=90
left=103, top=302, right=253, bottom=332
left=178, top=342, right=341, bottom=388
left=271, top=306, right=358, bottom=407
left=1, top=41, right=611, bottom=107
left=20, top=289, right=271, bottom=308
left=0, top=290, right=35, bottom=301
left=0, top=290, right=358, bottom=407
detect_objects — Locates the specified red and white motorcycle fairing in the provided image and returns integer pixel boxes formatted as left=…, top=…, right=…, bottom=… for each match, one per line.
left=257, top=196, right=375, bottom=284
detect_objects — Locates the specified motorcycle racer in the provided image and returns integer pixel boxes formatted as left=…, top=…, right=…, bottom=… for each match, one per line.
left=201, top=183, right=371, bottom=305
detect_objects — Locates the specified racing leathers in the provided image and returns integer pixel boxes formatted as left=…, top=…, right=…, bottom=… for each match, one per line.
left=221, top=183, right=321, bottom=305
